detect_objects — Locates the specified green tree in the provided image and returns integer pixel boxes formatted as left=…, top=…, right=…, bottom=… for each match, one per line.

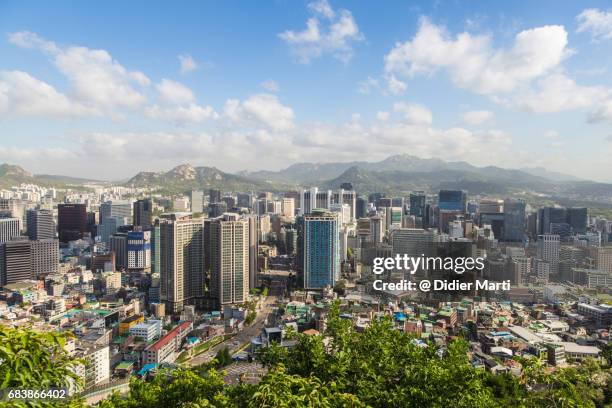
left=0, top=326, right=83, bottom=407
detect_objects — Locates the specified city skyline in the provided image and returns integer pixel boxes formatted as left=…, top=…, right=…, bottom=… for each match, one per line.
left=1, top=0, right=612, bottom=181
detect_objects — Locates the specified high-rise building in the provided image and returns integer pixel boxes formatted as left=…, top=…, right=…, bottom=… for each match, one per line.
left=281, top=198, right=295, bottom=219
left=300, top=210, right=340, bottom=289
left=299, top=188, right=332, bottom=215
left=110, top=233, right=128, bottom=271
left=209, top=189, right=222, bottom=204
left=58, top=204, right=88, bottom=243
left=370, top=215, right=384, bottom=243
left=26, top=209, right=55, bottom=240
left=237, top=193, right=253, bottom=209
left=99, top=217, right=125, bottom=246
left=0, top=238, right=32, bottom=286
left=190, top=190, right=204, bottom=213
left=207, top=214, right=250, bottom=306
left=100, top=200, right=132, bottom=225
left=537, top=234, right=560, bottom=276
left=385, top=207, right=403, bottom=229
left=247, top=215, right=259, bottom=289
left=127, top=230, right=152, bottom=272
left=0, top=217, right=21, bottom=244
left=150, top=220, right=161, bottom=275
left=133, top=199, right=153, bottom=229
left=438, top=190, right=467, bottom=212
left=503, top=199, right=526, bottom=242
left=209, top=202, right=227, bottom=218
left=332, top=189, right=357, bottom=221
left=537, top=207, right=567, bottom=236
left=30, top=239, right=59, bottom=277
left=159, top=214, right=204, bottom=313
left=409, top=192, right=426, bottom=218
left=355, top=197, right=368, bottom=219
left=390, top=228, right=438, bottom=275
left=567, top=207, right=587, bottom=234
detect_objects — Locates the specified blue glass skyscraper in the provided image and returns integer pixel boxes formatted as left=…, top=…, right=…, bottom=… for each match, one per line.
left=301, top=209, right=340, bottom=289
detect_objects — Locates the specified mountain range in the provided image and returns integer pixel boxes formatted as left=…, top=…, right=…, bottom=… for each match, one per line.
left=1, top=155, right=611, bottom=206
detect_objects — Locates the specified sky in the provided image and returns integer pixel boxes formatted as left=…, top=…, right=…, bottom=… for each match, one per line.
left=1, top=0, right=612, bottom=181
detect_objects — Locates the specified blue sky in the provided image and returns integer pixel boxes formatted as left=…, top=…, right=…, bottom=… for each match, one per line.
left=0, top=0, right=611, bottom=181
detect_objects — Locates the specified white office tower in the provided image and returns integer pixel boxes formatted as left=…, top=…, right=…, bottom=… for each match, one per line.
left=281, top=198, right=295, bottom=219
left=300, top=187, right=332, bottom=215
left=330, top=203, right=351, bottom=226
left=208, top=214, right=250, bottom=306
left=332, top=189, right=357, bottom=222
left=537, top=234, right=560, bottom=276
left=159, top=213, right=204, bottom=314
left=190, top=190, right=204, bottom=213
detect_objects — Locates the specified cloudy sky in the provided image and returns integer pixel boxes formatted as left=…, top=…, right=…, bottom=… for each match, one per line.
left=1, top=0, right=612, bottom=181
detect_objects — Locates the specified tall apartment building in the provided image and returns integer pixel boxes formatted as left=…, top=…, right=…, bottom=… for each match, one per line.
left=133, top=198, right=153, bottom=229
left=26, top=209, right=55, bottom=240
left=159, top=213, right=204, bottom=313
left=58, top=203, right=88, bottom=242
left=0, top=238, right=31, bottom=285
left=207, top=214, right=250, bottom=306
left=0, top=217, right=21, bottom=243
left=300, top=210, right=340, bottom=289
left=281, top=197, right=295, bottom=219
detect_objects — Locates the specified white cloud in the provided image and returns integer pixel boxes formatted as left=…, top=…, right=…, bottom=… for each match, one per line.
left=261, top=80, right=280, bottom=92
left=393, top=102, right=432, bottom=125
left=461, top=110, right=493, bottom=125
left=576, top=8, right=612, bottom=40
left=224, top=93, right=295, bottom=131
left=386, top=75, right=407, bottom=95
left=178, top=54, right=198, bottom=74
left=588, top=100, right=612, bottom=123
left=515, top=74, right=609, bottom=113
left=543, top=130, right=559, bottom=139
left=0, top=70, right=95, bottom=118
left=308, top=0, right=335, bottom=19
left=145, top=103, right=218, bottom=124
left=279, top=1, right=363, bottom=63
left=384, top=18, right=569, bottom=95
left=357, top=76, right=379, bottom=94
left=155, top=78, right=195, bottom=104
left=9, top=31, right=149, bottom=111
left=376, top=111, right=390, bottom=121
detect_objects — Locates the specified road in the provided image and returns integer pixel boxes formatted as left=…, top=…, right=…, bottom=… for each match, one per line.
left=186, top=296, right=277, bottom=367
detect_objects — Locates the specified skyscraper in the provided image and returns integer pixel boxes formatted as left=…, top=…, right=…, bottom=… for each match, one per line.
left=355, top=196, right=367, bottom=219
left=409, top=192, right=426, bottom=218
left=160, top=213, right=204, bottom=313
left=30, top=239, right=59, bottom=277
left=300, top=210, right=340, bottom=289
left=58, top=203, right=88, bottom=243
left=100, top=200, right=132, bottom=225
left=0, top=238, right=31, bottom=286
left=567, top=207, right=587, bottom=234
left=537, top=234, right=560, bottom=277
left=110, top=233, right=128, bottom=271
left=127, top=230, right=152, bottom=272
left=190, top=190, right=204, bottom=213
left=133, top=199, right=153, bottom=229
left=503, top=199, right=526, bottom=242
left=438, top=190, right=467, bottom=212
left=26, top=209, right=55, bottom=240
left=209, top=189, right=222, bottom=204
left=537, top=207, right=567, bottom=236
left=207, top=214, right=250, bottom=306
left=0, top=217, right=21, bottom=244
